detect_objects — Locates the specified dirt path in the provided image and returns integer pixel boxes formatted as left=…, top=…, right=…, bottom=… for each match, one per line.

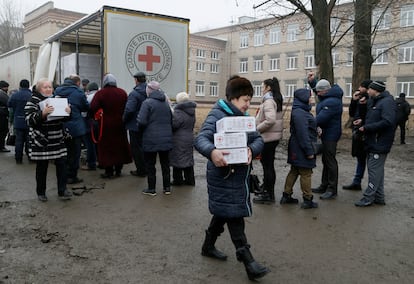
left=1, top=138, right=413, bottom=284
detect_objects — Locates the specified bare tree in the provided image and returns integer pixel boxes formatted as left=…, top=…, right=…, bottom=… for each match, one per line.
left=351, top=0, right=381, bottom=90
left=0, top=0, right=24, bottom=54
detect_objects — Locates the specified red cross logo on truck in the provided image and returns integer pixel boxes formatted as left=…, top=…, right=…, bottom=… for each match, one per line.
left=125, top=32, right=172, bottom=82
left=138, top=46, right=160, bottom=72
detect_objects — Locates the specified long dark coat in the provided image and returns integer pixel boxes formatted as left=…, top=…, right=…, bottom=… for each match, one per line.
left=90, top=86, right=132, bottom=167
left=194, top=99, right=264, bottom=218
left=287, top=89, right=317, bottom=169
left=170, top=101, right=196, bottom=168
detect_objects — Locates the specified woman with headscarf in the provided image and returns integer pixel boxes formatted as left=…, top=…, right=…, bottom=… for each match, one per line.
left=90, top=74, right=132, bottom=178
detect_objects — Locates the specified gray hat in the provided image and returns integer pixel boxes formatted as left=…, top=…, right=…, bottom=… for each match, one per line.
left=368, top=81, right=386, bottom=93
left=86, top=82, right=99, bottom=91
left=315, top=79, right=331, bottom=91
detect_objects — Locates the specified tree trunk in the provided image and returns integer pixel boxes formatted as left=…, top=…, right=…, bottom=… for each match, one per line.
left=311, top=0, right=334, bottom=83
left=352, top=0, right=379, bottom=90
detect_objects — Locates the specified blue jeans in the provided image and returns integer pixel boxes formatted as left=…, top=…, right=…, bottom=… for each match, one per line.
left=82, top=134, right=96, bottom=169
left=14, top=128, right=29, bottom=161
left=363, top=153, right=387, bottom=202
left=352, top=153, right=366, bottom=185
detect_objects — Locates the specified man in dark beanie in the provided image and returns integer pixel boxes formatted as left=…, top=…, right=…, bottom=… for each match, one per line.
left=395, top=93, right=411, bottom=144
left=354, top=81, right=396, bottom=207
left=7, top=79, right=32, bottom=162
left=0, top=80, right=10, bottom=152
left=343, top=79, right=371, bottom=191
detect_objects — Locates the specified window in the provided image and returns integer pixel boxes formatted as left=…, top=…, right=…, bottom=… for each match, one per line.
left=210, top=63, right=219, bottom=73
left=287, top=24, right=299, bottom=42
left=285, top=81, right=297, bottom=97
left=253, top=57, right=263, bottom=72
left=252, top=82, right=262, bottom=97
left=332, top=50, right=339, bottom=67
left=254, top=29, right=264, bottom=46
left=373, top=9, right=391, bottom=30
left=330, top=18, right=341, bottom=36
left=401, top=5, right=414, bottom=27
left=346, top=51, right=353, bottom=66
left=345, top=78, right=353, bottom=97
left=373, top=46, right=388, bottom=65
left=398, top=42, right=414, bottom=63
left=286, top=53, right=298, bottom=70
left=240, top=32, right=249, bottom=48
left=305, top=24, right=314, bottom=39
left=304, top=51, right=315, bottom=69
left=239, top=58, right=248, bottom=73
left=211, top=51, right=219, bottom=60
left=397, top=78, right=414, bottom=97
left=210, top=82, right=219, bottom=97
left=269, top=27, right=281, bottom=44
left=269, top=55, right=280, bottom=71
left=195, top=81, right=205, bottom=96
left=196, top=62, right=205, bottom=72
left=196, top=49, right=206, bottom=58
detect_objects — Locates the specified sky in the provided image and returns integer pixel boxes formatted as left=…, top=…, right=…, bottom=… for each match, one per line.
left=18, top=0, right=269, bottom=32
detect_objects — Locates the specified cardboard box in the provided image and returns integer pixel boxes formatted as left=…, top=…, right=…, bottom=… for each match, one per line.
left=216, top=116, right=256, bottom=133
left=222, top=147, right=248, bottom=164
left=214, top=132, right=247, bottom=149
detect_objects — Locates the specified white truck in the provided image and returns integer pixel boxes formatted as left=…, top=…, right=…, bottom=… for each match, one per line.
left=0, top=44, right=40, bottom=90
left=35, top=5, right=190, bottom=96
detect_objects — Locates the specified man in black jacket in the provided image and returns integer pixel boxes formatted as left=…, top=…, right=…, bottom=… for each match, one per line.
left=354, top=81, right=396, bottom=207
left=395, top=93, right=411, bottom=144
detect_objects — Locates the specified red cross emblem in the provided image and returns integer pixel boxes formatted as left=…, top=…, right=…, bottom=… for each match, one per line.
left=138, top=46, right=161, bottom=72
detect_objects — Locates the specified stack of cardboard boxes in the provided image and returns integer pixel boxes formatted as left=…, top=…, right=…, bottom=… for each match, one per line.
left=214, top=117, right=256, bottom=164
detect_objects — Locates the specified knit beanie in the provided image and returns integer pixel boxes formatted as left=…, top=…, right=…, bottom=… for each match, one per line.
left=315, top=79, right=331, bottom=91
left=360, top=79, right=372, bottom=89
left=368, top=81, right=386, bottom=92
left=176, top=92, right=189, bottom=103
left=146, top=81, right=160, bottom=95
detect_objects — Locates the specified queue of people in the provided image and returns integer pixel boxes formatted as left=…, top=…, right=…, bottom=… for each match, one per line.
left=0, top=72, right=410, bottom=281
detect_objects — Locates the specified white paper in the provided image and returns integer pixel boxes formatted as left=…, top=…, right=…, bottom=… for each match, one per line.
left=39, top=98, right=69, bottom=120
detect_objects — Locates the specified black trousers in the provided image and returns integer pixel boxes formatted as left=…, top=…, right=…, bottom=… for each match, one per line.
left=260, top=140, right=279, bottom=192
left=144, top=151, right=170, bottom=189
left=320, top=141, right=338, bottom=193
left=207, top=215, right=248, bottom=249
left=35, top=157, right=67, bottom=196
left=129, top=130, right=147, bottom=174
left=172, top=166, right=195, bottom=185
left=397, top=120, right=407, bottom=143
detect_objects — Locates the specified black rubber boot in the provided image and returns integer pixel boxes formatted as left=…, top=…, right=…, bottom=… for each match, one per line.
left=301, top=196, right=318, bottom=209
left=201, top=230, right=227, bottom=261
left=280, top=192, right=299, bottom=204
left=236, top=245, right=270, bottom=280
left=253, top=190, right=275, bottom=204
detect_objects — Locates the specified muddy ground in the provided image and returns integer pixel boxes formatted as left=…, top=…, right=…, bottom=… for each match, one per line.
left=0, top=136, right=413, bottom=284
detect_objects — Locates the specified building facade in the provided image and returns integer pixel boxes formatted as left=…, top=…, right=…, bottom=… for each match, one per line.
left=188, top=0, right=414, bottom=104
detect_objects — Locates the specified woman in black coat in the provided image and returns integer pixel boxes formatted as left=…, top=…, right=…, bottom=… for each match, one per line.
left=194, top=76, right=269, bottom=281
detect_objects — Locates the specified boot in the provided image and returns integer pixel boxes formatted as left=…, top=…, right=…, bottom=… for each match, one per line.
left=280, top=192, right=299, bottom=204
left=253, top=190, right=275, bottom=204
left=201, top=230, right=227, bottom=261
left=301, top=196, right=318, bottom=209
left=236, top=245, right=270, bottom=280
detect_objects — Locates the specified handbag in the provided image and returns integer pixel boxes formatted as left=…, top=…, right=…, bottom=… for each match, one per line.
left=312, top=141, right=323, bottom=155
left=91, top=108, right=103, bottom=143
left=6, top=132, right=16, bottom=146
